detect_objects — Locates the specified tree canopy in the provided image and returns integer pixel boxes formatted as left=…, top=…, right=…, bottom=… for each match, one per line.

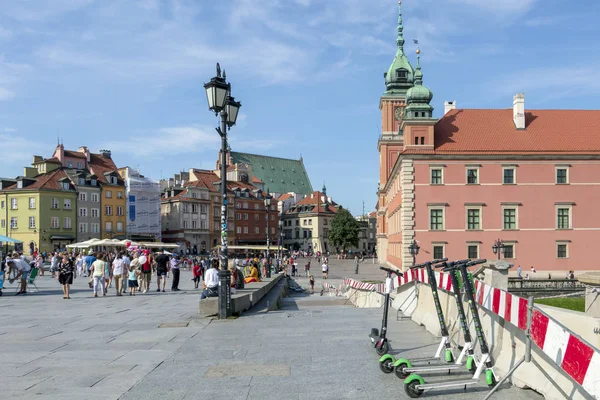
left=329, top=209, right=359, bottom=251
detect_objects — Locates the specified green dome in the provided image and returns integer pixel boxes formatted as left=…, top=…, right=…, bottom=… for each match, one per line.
left=406, top=83, right=433, bottom=104
left=383, top=1, right=415, bottom=95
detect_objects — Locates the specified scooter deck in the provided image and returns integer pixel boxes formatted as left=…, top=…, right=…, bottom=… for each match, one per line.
left=415, top=378, right=479, bottom=390
left=403, top=364, right=468, bottom=374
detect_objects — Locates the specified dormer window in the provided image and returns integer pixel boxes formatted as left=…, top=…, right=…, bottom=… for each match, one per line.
left=396, top=69, right=407, bottom=82
left=111, top=176, right=118, bottom=185
left=62, top=182, right=70, bottom=190
left=68, top=162, right=73, bottom=168
left=79, top=178, right=85, bottom=185
left=91, top=179, right=97, bottom=186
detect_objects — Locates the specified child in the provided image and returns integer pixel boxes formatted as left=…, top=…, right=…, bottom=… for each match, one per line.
left=309, top=275, right=315, bottom=293
left=193, top=261, right=202, bottom=289
left=128, top=265, right=139, bottom=296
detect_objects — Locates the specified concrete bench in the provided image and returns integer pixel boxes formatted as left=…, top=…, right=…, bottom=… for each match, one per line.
left=198, top=274, right=284, bottom=317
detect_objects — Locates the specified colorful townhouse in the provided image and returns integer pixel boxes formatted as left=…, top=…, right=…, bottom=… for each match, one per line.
left=1, top=165, right=77, bottom=254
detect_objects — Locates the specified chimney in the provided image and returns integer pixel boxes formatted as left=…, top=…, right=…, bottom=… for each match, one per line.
left=444, top=101, right=456, bottom=115
left=513, top=93, right=525, bottom=129
left=321, top=195, right=325, bottom=203
left=311, top=193, right=314, bottom=199
left=99, top=149, right=112, bottom=159
left=78, top=146, right=91, bottom=163
left=327, top=196, right=332, bottom=203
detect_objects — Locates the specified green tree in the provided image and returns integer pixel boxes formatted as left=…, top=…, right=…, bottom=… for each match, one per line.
left=329, top=209, right=359, bottom=252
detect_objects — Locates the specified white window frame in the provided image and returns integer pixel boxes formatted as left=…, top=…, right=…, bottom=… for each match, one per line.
left=79, top=192, right=87, bottom=202
left=29, top=197, right=35, bottom=209
left=10, top=198, right=17, bottom=209
left=29, top=216, right=35, bottom=229
left=236, top=226, right=241, bottom=234
left=105, top=205, right=113, bottom=216
left=466, top=165, right=480, bottom=185
left=91, top=208, right=100, bottom=218
left=51, top=216, right=59, bottom=229
left=105, top=190, right=112, bottom=199
left=79, top=223, right=88, bottom=233
left=555, top=203, right=573, bottom=230
left=91, top=223, right=100, bottom=233
left=117, top=206, right=123, bottom=216
left=502, top=166, right=517, bottom=185
left=10, top=217, right=17, bottom=229
left=555, top=165, right=570, bottom=185
left=243, top=227, right=248, bottom=234
left=430, top=167, right=444, bottom=185
left=91, top=193, right=99, bottom=202
left=428, top=205, right=446, bottom=231
left=79, top=207, right=88, bottom=217
left=64, top=199, right=71, bottom=210
left=432, top=242, right=446, bottom=259
left=105, top=222, right=113, bottom=232
left=501, top=204, right=519, bottom=230
left=116, top=222, right=124, bottom=232
left=503, top=241, right=517, bottom=259
left=255, top=227, right=260, bottom=234
left=556, top=241, right=569, bottom=259
left=465, top=206, right=482, bottom=231
left=466, top=242, right=480, bottom=259
left=51, top=198, right=59, bottom=209
left=117, top=191, right=123, bottom=199
left=64, top=217, right=71, bottom=229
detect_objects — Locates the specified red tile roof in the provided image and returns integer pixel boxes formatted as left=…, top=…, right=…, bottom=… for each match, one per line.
left=64, top=150, right=86, bottom=159
left=402, top=109, right=600, bottom=156
left=251, top=176, right=263, bottom=183
left=286, top=191, right=339, bottom=214
left=88, top=153, right=122, bottom=185
left=189, top=169, right=267, bottom=198
left=277, top=193, right=293, bottom=201
left=2, top=169, right=72, bottom=191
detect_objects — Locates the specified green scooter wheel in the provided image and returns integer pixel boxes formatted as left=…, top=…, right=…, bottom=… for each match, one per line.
left=466, top=356, right=476, bottom=373
left=486, top=369, right=497, bottom=387
left=445, top=349, right=454, bottom=363
left=379, top=358, right=394, bottom=374
left=394, top=363, right=409, bottom=379
left=405, top=380, right=424, bottom=398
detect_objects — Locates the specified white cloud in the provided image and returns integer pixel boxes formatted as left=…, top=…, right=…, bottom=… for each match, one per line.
left=1, top=0, right=95, bottom=22
left=0, top=88, right=15, bottom=101
left=451, top=0, right=538, bottom=13
left=104, top=125, right=220, bottom=158
left=0, top=134, right=50, bottom=168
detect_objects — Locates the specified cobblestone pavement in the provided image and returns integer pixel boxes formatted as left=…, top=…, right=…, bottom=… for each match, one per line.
left=0, top=260, right=543, bottom=399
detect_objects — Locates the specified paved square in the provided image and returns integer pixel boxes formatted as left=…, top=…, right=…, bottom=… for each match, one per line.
left=0, top=260, right=543, bottom=399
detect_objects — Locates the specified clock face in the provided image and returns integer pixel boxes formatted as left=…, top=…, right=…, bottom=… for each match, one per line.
left=395, top=107, right=403, bottom=120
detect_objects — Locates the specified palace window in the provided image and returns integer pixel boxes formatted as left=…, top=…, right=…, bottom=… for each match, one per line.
left=556, top=168, right=569, bottom=184
left=466, top=208, right=480, bottom=230
left=557, top=207, right=571, bottom=229
left=503, top=208, right=517, bottom=230
left=467, top=169, right=478, bottom=184
left=557, top=242, right=569, bottom=258
left=433, top=245, right=444, bottom=260
left=429, top=208, right=444, bottom=231
left=467, top=244, right=479, bottom=259
left=503, top=244, right=514, bottom=259
left=503, top=167, right=515, bottom=184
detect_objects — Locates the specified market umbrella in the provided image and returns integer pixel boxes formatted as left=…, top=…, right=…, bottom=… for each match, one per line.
left=0, top=235, right=22, bottom=244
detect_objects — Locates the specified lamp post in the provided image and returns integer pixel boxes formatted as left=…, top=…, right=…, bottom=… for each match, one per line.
left=264, top=195, right=272, bottom=278
left=408, top=240, right=420, bottom=267
left=204, top=63, right=241, bottom=320
left=277, top=219, right=283, bottom=262
left=492, top=238, right=505, bottom=260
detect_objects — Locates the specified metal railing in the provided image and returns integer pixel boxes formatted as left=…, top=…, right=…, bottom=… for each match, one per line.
left=508, top=278, right=585, bottom=293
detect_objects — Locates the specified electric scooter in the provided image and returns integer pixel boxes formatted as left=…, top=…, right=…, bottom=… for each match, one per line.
left=390, top=259, right=478, bottom=378
left=369, top=266, right=403, bottom=356
left=378, top=258, right=453, bottom=374
left=404, top=259, right=497, bottom=398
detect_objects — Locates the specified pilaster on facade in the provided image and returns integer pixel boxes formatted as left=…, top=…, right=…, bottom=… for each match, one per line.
left=400, top=159, right=415, bottom=269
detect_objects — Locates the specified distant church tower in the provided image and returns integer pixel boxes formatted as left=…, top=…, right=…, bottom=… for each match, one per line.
left=377, top=1, right=415, bottom=264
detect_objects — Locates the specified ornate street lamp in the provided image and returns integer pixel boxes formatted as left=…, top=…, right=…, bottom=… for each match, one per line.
left=408, top=240, right=420, bottom=266
left=264, top=195, right=272, bottom=278
left=204, top=63, right=242, bottom=319
left=278, top=218, right=284, bottom=263
left=492, top=238, right=505, bottom=260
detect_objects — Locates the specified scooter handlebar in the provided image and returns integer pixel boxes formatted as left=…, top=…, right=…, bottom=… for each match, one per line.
left=466, top=259, right=487, bottom=267
left=434, top=259, right=469, bottom=269
left=412, top=258, right=448, bottom=269
left=379, top=266, right=404, bottom=277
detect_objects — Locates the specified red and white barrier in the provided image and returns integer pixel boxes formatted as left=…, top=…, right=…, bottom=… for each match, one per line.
left=344, top=270, right=600, bottom=398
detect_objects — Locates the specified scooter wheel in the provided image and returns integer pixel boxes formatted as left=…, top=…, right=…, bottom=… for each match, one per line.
left=379, top=359, right=394, bottom=374
left=376, top=341, right=389, bottom=356
left=394, top=363, right=409, bottom=379
left=405, top=380, right=424, bottom=398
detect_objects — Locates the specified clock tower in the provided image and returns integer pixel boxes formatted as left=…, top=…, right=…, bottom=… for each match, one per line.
left=377, top=1, right=415, bottom=264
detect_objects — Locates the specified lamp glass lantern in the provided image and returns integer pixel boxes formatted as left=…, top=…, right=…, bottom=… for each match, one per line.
left=409, top=240, right=420, bottom=256
left=226, top=97, right=241, bottom=127
left=264, top=195, right=272, bottom=208
left=204, top=77, right=230, bottom=113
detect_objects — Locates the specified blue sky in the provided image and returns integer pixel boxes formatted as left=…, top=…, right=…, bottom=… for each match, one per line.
left=1, top=0, right=600, bottom=216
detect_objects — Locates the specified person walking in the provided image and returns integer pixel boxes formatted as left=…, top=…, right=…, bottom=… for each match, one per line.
left=322, top=261, right=328, bottom=280
left=112, top=252, right=125, bottom=296
left=50, top=252, right=59, bottom=278
left=192, top=260, right=202, bottom=289
left=155, top=250, right=170, bottom=292
left=170, top=255, right=181, bottom=291
left=309, top=275, right=315, bottom=293
left=75, top=253, right=84, bottom=278
left=58, top=253, right=74, bottom=299
left=122, top=251, right=131, bottom=294
left=90, top=253, right=106, bottom=297
left=354, top=255, right=361, bottom=275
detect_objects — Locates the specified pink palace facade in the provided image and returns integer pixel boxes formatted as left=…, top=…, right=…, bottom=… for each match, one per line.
left=377, top=3, right=600, bottom=272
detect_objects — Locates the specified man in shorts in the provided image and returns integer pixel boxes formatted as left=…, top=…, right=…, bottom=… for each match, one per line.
left=7, top=254, right=31, bottom=295
left=155, top=250, right=170, bottom=293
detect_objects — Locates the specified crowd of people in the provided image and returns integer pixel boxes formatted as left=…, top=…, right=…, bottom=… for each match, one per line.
left=1, top=248, right=334, bottom=299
